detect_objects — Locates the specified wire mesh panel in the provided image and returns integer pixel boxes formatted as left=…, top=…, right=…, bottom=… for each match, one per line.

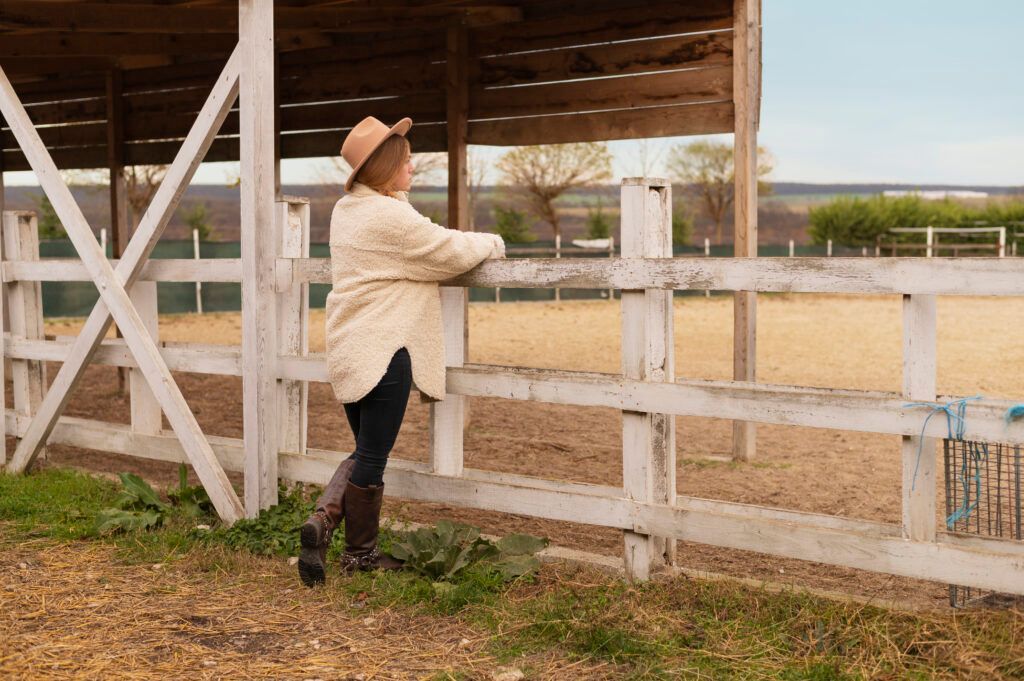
left=944, top=439, right=1024, bottom=607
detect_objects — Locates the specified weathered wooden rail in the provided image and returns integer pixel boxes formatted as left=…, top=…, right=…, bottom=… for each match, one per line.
left=3, top=176, right=1024, bottom=593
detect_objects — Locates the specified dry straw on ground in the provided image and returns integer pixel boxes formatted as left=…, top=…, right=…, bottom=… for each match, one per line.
left=0, top=530, right=504, bottom=680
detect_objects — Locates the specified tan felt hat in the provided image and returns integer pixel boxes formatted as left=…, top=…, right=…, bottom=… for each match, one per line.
left=340, top=116, right=413, bottom=191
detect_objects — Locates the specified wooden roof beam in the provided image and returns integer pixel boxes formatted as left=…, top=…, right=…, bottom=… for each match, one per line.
left=0, top=3, right=521, bottom=33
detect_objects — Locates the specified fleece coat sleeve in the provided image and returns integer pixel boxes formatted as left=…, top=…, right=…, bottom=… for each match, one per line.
left=394, top=202, right=504, bottom=280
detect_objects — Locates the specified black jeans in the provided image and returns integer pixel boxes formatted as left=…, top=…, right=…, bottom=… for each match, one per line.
left=343, top=347, right=412, bottom=487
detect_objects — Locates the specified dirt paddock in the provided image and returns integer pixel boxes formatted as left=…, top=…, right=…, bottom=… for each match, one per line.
left=32, top=293, right=1024, bottom=609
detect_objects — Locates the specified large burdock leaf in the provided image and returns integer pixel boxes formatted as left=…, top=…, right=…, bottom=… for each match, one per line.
left=115, top=472, right=167, bottom=511
left=496, top=534, right=548, bottom=557
left=95, top=508, right=163, bottom=535
left=494, top=554, right=541, bottom=580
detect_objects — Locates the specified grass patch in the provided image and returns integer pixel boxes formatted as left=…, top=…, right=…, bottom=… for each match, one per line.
left=3, top=467, right=1023, bottom=679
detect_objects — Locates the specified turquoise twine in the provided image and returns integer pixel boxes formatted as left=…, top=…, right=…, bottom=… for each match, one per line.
left=902, top=396, right=982, bottom=493
left=1005, top=404, right=1024, bottom=424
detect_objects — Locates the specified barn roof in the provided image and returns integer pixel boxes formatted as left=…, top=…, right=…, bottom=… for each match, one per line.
left=0, top=0, right=743, bottom=171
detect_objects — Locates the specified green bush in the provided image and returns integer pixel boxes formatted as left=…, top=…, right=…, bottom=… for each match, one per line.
left=672, top=201, right=695, bottom=246
left=808, top=195, right=1024, bottom=247
left=492, top=205, right=537, bottom=243
left=584, top=197, right=612, bottom=239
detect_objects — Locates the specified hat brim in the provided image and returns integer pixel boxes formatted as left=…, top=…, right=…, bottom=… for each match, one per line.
left=344, top=117, right=413, bottom=192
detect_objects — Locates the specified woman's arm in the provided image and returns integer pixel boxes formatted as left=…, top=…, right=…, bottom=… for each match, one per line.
left=398, top=205, right=505, bottom=281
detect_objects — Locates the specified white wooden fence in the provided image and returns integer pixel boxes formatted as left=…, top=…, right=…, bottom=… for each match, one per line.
left=3, top=177, right=1024, bottom=592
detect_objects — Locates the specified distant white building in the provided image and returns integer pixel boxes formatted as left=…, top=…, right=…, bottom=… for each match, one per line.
left=882, top=189, right=988, bottom=199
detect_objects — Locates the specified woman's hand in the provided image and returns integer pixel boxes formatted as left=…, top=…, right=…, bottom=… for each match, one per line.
left=488, top=234, right=506, bottom=259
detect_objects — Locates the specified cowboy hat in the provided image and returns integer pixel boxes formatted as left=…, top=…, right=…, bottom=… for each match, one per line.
left=340, top=116, right=413, bottom=191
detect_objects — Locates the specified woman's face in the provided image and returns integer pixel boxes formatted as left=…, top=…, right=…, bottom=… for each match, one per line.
left=393, top=150, right=414, bottom=192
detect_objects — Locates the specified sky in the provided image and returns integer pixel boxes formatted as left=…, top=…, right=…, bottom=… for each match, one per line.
left=5, top=1, right=1023, bottom=187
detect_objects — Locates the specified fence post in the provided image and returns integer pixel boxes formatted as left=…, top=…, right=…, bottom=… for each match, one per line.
left=826, top=239, right=833, bottom=257
left=429, top=286, right=465, bottom=476
left=620, top=177, right=676, bottom=581
left=704, top=237, right=711, bottom=297
left=276, top=197, right=309, bottom=457
left=901, top=293, right=937, bottom=542
left=193, top=228, right=203, bottom=314
left=554, top=232, right=561, bottom=302
left=789, top=239, right=794, bottom=258
left=608, top=235, right=615, bottom=301
left=128, top=279, right=162, bottom=436
left=999, top=227, right=1006, bottom=258
left=239, top=0, right=279, bottom=514
left=0, top=213, right=5, bottom=468
left=925, top=226, right=933, bottom=258
left=2, top=211, right=47, bottom=461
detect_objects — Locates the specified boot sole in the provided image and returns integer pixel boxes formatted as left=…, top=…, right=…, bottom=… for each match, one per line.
left=297, top=522, right=325, bottom=587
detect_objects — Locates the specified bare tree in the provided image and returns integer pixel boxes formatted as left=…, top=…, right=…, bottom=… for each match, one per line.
left=495, top=143, right=613, bottom=243
left=466, top=149, right=489, bottom=230
left=666, top=140, right=773, bottom=244
left=123, top=165, right=167, bottom=229
left=633, top=138, right=667, bottom=178
left=319, top=151, right=446, bottom=187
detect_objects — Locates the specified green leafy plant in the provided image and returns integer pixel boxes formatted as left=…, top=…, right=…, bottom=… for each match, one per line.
left=94, top=472, right=169, bottom=535
left=167, top=464, right=213, bottom=518
left=211, top=482, right=313, bottom=556
left=388, top=520, right=547, bottom=582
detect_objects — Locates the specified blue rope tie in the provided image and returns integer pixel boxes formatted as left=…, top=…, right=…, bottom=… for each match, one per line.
left=1005, top=404, right=1024, bottom=424
left=903, top=396, right=982, bottom=493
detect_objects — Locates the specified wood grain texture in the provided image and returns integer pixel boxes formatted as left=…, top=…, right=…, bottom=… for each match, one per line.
left=476, top=32, right=732, bottom=87
left=901, top=294, right=937, bottom=542
left=239, top=0, right=279, bottom=514
left=732, top=0, right=761, bottom=462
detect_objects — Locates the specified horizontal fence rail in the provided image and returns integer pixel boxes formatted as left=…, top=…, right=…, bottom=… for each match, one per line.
left=8, top=256, right=1024, bottom=296
left=6, top=336, right=1023, bottom=448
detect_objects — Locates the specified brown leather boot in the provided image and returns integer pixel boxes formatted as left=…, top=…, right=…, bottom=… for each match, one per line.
left=298, top=457, right=355, bottom=587
left=339, top=481, right=404, bottom=574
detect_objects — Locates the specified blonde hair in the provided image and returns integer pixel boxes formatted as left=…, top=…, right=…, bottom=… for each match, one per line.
left=353, top=135, right=410, bottom=197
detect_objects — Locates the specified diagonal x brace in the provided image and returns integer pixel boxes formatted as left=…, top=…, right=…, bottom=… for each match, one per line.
left=0, top=47, right=245, bottom=523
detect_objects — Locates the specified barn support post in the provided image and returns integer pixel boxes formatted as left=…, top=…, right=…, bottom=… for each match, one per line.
left=3, top=212, right=47, bottom=461
left=620, top=177, right=676, bottom=581
left=901, top=294, right=937, bottom=542
left=276, top=197, right=309, bottom=457
left=448, top=20, right=473, bottom=436
left=732, top=0, right=760, bottom=462
left=239, top=0, right=279, bottom=514
left=106, top=67, right=131, bottom=396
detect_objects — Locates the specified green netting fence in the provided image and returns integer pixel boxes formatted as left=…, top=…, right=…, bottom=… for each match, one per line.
left=37, top=239, right=854, bottom=318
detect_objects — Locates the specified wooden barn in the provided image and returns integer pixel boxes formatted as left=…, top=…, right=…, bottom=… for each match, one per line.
left=0, top=0, right=763, bottom=507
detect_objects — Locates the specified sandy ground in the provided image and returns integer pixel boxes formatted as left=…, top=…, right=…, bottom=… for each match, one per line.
left=35, top=294, right=1024, bottom=608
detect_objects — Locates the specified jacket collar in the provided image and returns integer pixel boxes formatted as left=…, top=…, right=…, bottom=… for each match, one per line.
left=348, top=182, right=410, bottom=203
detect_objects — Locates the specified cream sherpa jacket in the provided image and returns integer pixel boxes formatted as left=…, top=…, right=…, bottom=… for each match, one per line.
left=325, top=182, right=505, bottom=404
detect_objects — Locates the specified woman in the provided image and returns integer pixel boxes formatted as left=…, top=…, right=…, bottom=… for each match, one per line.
left=298, top=116, right=505, bottom=586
